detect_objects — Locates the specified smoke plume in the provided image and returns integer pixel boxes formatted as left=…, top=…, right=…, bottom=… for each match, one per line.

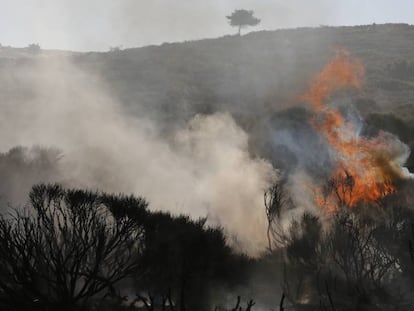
left=0, top=55, right=276, bottom=255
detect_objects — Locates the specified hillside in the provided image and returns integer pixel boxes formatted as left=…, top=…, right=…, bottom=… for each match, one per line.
left=3, top=24, right=414, bottom=170
left=2, top=23, right=414, bottom=311
left=76, top=23, right=414, bottom=120
left=2, top=24, right=414, bottom=122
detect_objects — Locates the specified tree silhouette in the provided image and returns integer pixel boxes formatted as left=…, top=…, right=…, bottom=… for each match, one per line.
left=134, top=212, right=250, bottom=311
left=0, top=184, right=146, bottom=310
left=280, top=179, right=408, bottom=310
left=226, top=10, right=260, bottom=36
left=264, top=183, right=289, bottom=250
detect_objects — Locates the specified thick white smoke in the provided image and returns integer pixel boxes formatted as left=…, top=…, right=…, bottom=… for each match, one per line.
left=0, top=55, right=276, bottom=255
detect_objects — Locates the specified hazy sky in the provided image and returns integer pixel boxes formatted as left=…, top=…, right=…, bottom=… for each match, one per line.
left=1, top=0, right=413, bottom=51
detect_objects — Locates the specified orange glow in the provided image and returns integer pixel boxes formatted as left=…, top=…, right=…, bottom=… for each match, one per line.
left=302, top=50, right=365, bottom=111
left=303, top=51, right=395, bottom=210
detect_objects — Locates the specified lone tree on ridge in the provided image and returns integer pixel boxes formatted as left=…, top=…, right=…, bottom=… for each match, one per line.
left=226, top=9, right=261, bottom=36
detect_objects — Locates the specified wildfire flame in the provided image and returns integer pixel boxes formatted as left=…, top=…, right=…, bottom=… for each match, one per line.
left=302, top=50, right=401, bottom=211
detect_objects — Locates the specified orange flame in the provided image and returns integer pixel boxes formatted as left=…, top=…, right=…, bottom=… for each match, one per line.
left=303, top=51, right=395, bottom=210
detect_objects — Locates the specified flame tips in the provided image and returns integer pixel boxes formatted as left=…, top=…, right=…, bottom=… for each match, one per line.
left=301, top=49, right=401, bottom=212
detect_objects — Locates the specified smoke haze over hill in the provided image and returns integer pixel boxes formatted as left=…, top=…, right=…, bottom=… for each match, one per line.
left=2, top=19, right=414, bottom=310
left=0, top=56, right=277, bottom=255
left=2, top=24, right=414, bottom=255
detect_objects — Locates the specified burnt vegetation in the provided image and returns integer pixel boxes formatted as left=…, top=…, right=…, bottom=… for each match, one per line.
left=1, top=170, right=414, bottom=310
left=262, top=178, right=414, bottom=310
left=0, top=184, right=251, bottom=311
left=2, top=24, right=414, bottom=310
